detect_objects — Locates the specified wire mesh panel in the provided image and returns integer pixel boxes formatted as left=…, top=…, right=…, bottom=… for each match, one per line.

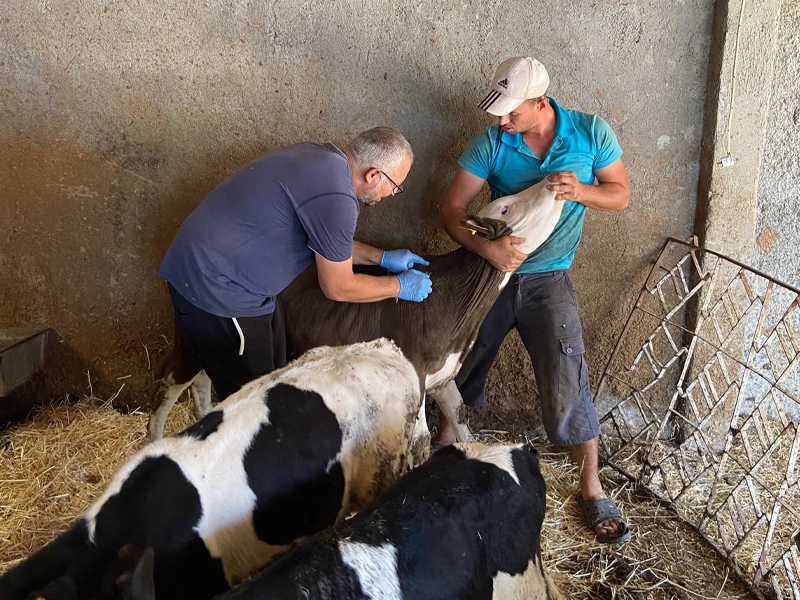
left=596, top=237, right=800, bottom=599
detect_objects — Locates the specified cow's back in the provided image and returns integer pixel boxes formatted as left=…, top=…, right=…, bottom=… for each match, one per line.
left=280, top=250, right=505, bottom=384
left=213, top=443, right=560, bottom=600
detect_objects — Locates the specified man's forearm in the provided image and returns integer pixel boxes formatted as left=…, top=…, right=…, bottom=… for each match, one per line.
left=352, top=241, right=383, bottom=266
left=440, top=208, right=492, bottom=256
left=577, top=181, right=629, bottom=211
left=324, top=273, right=401, bottom=303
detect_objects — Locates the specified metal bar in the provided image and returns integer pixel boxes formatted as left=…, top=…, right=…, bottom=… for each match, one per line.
left=769, top=389, right=790, bottom=430
left=596, top=238, right=800, bottom=598
left=728, top=513, right=768, bottom=561
left=752, top=408, right=770, bottom=452
left=666, top=237, right=800, bottom=295
left=759, top=481, right=788, bottom=575
left=787, top=425, right=800, bottom=487
left=632, top=305, right=800, bottom=402
left=727, top=493, right=746, bottom=540
left=775, top=322, right=796, bottom=371
left=776, top=353, right=800, bottom=396
left=742, top=425, right=757, bottom=468
left=717, top=351, right=735, bottom=386
left=783, top=548, right=800, bottom=600
left=785, top=303, right=800, bottom=353
left=745, top=474, right=764, bottom=518
left=594, top=238, right=673, bottom=402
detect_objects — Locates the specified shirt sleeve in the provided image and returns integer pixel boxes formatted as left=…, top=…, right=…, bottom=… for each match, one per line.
left=593, top=116, right=623, bottom=170
left=457, top=128, right=496, bottom=180
left=295, top=193, right=358, bottom=263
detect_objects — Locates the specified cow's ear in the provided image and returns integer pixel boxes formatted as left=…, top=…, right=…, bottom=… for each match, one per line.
left=460, top=216, right=513, bottom=241
left=460, top=215, right=494, bottom=239
left=117, top=547, right=155, bottom=600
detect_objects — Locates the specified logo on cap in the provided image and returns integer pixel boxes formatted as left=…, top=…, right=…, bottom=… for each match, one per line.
left=497, top=78, right=509, bottom=89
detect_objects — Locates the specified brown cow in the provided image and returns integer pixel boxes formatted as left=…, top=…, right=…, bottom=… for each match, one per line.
left=148, top=178, right=563, bottom=462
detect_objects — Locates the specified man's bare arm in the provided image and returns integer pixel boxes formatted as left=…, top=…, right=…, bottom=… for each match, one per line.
left=440, top=168, right=527, bottom=272
left=352, top=241, right=383, bottom=266
left=314, top=254, right=400, bottom=302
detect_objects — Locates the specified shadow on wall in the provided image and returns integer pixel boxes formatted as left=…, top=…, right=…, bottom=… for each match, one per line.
left=3, top=38, right=502, bottom=412
left=0, top=330, right=87, bottom=424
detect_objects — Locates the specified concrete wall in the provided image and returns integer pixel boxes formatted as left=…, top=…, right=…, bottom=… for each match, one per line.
left=753, top=1, right=800, bottom=288
left=1, top=0, right=714, bottom=422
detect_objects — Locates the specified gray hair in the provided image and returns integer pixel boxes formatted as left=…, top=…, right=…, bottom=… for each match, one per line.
left=346, top=127, right=413, bottom=173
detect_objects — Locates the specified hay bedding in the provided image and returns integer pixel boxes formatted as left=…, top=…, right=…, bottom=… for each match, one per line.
left=0, top=399, right=752, bottom=599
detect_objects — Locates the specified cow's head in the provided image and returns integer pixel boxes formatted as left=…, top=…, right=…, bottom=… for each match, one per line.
left=25, top=545, right=155, bottom=600
left=460, top=178, right=562, bottom=255
left=115, top=546, right=155, bottom=600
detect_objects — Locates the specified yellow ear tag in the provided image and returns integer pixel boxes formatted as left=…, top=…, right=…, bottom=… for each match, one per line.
left=470, top=230, right=476, bottom=236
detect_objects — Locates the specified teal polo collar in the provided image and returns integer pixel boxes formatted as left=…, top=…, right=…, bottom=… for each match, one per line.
left=499, top=97, right=576, bottom=153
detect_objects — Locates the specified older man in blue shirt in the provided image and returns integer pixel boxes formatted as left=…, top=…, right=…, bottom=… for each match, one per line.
left=438, top=57, right=632, bottom=544
left=159, top=127, right=432, bottom=403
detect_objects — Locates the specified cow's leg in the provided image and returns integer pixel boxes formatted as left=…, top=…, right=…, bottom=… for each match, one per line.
left=431, top=380, right=473, bottom=443
left=147, top=374, right=192, bottom=442
left=407, top=395, right=431, bottom=468
left=190, top=370, right=213, bottom=419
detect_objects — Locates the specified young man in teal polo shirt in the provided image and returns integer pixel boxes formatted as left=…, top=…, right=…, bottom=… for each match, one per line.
left=438, top=57, right=632, bottom=544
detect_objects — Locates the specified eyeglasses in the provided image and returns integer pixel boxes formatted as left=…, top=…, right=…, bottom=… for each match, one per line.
left=380, top=170, right=404, bottom=195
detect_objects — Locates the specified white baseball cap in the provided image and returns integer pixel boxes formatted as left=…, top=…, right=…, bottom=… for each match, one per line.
left=478, top=57, right=550, bottom=116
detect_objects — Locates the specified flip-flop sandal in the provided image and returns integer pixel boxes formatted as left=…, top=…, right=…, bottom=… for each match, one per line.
left=576, top=493, right=632, bottom=545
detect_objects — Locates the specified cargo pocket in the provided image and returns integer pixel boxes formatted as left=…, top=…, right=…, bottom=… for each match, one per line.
left=557, top=335, right=586, bottom=402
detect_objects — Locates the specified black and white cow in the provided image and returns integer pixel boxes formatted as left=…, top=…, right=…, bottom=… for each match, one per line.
left=120, top=443, right=564, bottom=600
left=0, top=339, right=424, bottom=600
left=149, top=179, right=563, bottom=445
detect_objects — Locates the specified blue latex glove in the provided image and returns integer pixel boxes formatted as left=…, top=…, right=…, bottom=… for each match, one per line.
left=380, top=249, right=430, bottom=274
left=396, top=269, right=433, bottom=302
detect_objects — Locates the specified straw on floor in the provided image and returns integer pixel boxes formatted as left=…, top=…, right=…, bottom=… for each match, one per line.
left=0, top=398, right=752, bottom=598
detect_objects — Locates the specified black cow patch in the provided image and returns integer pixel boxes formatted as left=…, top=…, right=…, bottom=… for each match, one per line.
left=93, top=456, right=228, bottom=598
left=206, top=444, right=551, bottom=600
left=218, top=540, right=372, bottom=600
left=0, top=520, right=92, bottom=600
left=339, top=444, right=545, bottom=600
left=245, top=383, right=346, bottom=545
left=177, top=409, right=224, bottom=441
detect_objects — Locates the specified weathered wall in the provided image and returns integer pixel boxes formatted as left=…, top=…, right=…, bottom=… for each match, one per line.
left=695, top=0, right=782, bottom=268
left=1, top=0, right=713, bottom=422
left=753, top=1, right=800, bottom=288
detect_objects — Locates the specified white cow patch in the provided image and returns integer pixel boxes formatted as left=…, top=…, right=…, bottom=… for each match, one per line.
left=424, top=352, right=463, bottom=391
left=475, top=179, right=562, bottom=256
left=492, top=556, right=560, bottom=600
left=87, top=387, right=282, bottom=585
left=339, top=541, right=402, bottom=600
left=455, top=443, right=521, bottom=485
left=85, top=339, right=420, bottom=587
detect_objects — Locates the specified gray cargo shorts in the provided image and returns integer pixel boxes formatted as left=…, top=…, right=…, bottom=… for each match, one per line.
left=455, top=270, right=600, bottom=446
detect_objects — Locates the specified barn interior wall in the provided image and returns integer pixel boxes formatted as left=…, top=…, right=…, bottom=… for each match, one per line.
left=1, top=1, right=714, bottom=420
left=752, top=1, right=800, bottom=288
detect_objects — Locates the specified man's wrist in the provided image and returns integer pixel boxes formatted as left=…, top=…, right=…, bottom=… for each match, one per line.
left=574, top=182, right=587, bottom=204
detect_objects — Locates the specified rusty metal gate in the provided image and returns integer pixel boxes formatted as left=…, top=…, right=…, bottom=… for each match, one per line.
left=596, top=237, right=800, bottom=599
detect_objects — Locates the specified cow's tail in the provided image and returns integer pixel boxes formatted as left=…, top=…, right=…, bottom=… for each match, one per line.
left=0, top=519, right=98, bottom=600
